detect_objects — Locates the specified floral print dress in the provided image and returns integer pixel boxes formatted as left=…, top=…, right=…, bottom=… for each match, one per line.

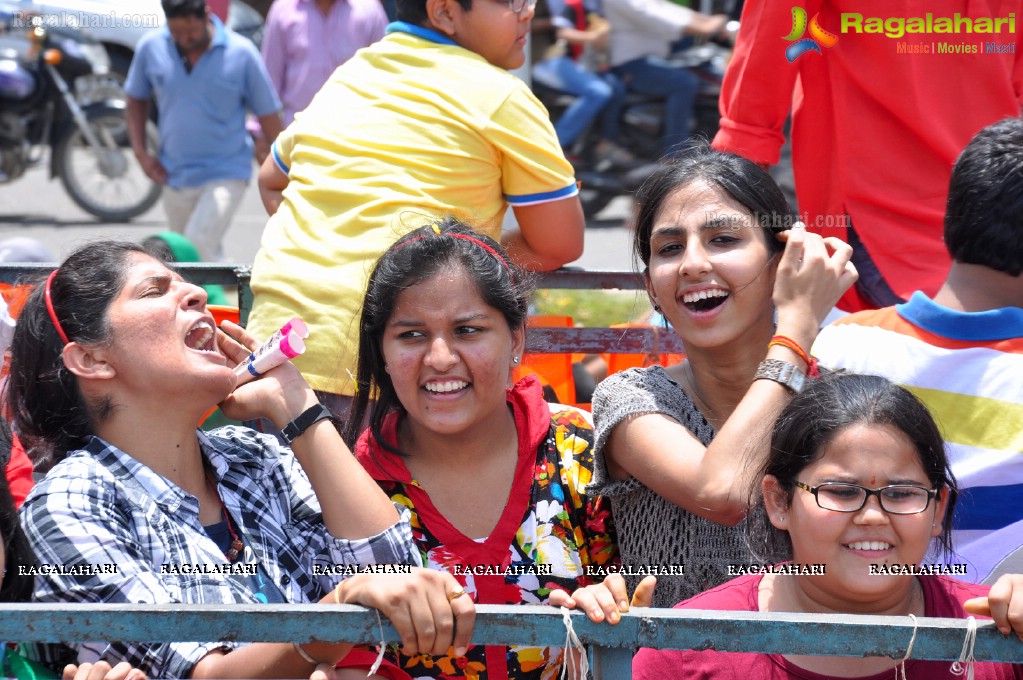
left=343, top=376, right=619, bottom=680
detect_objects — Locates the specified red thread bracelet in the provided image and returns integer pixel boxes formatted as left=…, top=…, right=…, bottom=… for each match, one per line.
left=768, top=335, right=820, bottom=378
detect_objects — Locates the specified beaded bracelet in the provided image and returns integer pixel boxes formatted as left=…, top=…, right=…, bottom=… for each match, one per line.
left=768, top=334, right=820, bottom=378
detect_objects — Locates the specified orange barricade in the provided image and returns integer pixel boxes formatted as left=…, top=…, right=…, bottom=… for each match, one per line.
left=0, top=282, right=35, bottom=319
left=2, top=283, right=36, bottom=381
left=208, top=304, right=240, bottom=327
left=514, top=315, right=579, bottom=406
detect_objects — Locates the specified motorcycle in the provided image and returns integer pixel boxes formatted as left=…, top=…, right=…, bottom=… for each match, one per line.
left=534, top=40, right=732, bottom=219
left=0, top=13, right=161, bottom=221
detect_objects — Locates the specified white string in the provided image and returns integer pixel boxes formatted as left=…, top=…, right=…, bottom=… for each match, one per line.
left=559, top=606, right=590, bottom=680
left=950, top=616, right=977, bottom=679
left=896, top=613, right=918, bottom=680
left=367, top=608, right=387, bottom=676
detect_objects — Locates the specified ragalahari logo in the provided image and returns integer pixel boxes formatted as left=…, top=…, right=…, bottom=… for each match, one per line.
left=784, top=7, right=839, bottom=61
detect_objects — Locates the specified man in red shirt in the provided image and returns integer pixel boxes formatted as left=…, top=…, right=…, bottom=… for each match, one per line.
left=714, top=0, right=1022, bottom=311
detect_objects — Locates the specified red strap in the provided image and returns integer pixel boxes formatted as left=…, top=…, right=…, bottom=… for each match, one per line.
left=564, top=0, right=586, bottom=60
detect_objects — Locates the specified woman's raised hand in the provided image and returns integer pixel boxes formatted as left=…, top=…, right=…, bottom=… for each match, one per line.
left=772, top=224, right=858, bottom=338
left=215, top=320, right=315, bottom=425
left=548, top=574, right=656, bottom=624
left=964, top=573, right=1023, bottom=640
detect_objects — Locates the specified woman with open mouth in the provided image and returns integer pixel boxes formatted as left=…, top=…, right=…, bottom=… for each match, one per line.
left=8, top=241, right=474, bottom=679
left=590, top=142, right=858, bottom=607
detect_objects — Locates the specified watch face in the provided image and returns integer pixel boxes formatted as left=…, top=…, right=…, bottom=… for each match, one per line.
left=757, top=359, right=807, bottom=393
left=789, top=369, right=806, bottom=393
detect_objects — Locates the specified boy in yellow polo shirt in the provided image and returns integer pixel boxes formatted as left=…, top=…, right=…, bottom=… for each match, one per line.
left=249, top=0, right=584, bottom=415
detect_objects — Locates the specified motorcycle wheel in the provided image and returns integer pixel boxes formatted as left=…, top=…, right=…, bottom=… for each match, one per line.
left=55, top=104, right=162, bottom=223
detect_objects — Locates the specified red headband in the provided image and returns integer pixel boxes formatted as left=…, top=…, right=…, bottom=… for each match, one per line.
left=397, top=229, right=512, bottom=273
left=44, top=269, right=70, bottom=345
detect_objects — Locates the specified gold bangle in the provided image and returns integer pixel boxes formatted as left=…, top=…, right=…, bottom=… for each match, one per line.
left=334, top=580, right=345, bottom=605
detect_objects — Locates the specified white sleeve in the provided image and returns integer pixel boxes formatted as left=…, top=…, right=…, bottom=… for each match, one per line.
left=608, top=0, right=694, bottom=38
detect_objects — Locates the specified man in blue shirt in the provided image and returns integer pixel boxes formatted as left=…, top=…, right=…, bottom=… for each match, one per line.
left=125, top=0, right=282, bottom=261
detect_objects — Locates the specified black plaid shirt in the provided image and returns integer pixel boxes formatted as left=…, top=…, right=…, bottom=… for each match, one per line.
left=20, top=426, right=416, bottom=678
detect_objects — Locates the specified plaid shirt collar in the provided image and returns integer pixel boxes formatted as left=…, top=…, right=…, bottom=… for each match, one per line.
left=80, top=430, right=265, bottom=516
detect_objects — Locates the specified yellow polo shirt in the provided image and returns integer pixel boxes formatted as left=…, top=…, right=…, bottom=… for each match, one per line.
left=248, top=24, right=577, bottom=396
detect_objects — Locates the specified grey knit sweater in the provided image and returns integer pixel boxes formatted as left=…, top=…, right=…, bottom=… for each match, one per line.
left=591, top=366, right=752, bottom=608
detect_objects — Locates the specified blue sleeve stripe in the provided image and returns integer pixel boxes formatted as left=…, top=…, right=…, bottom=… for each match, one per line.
left=505, top=183, right=579, bottom=206
left=271, top=142, right=289, bottom=175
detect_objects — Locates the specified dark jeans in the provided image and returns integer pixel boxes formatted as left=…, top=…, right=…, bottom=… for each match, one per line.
left=533, top=56, right=627, bottom=146
left=612, top=55, right=699, bottom=156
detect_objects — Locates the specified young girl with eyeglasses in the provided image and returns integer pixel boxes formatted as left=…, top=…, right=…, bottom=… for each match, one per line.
left=628, top=372, right=1023, bottom=679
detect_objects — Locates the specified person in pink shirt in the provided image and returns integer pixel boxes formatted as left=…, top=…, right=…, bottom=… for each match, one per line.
left=207, top=0, right=229, bottom=22
left=262, top=0, right=387, bottom=125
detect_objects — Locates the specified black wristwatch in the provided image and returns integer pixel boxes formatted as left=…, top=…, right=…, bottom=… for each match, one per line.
left=281, top=403, right=334, bottom=445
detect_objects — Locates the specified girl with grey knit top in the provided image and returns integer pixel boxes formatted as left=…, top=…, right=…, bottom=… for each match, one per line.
left=589, top=143, right=858, bottom=608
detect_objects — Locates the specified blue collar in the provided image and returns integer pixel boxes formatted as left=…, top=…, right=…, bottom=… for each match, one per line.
left=897, top=291, right=1023, bottom=342
left=385, top=20, right=458, bottom=46
left=211, top=14, right=227, bottom=47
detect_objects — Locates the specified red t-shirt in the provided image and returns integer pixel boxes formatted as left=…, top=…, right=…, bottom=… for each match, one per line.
left=713, top=0, right=1023, bottom=312
left=634, top=574, right=1023, bottom=679
left=5, top=432, right=33, bottom=509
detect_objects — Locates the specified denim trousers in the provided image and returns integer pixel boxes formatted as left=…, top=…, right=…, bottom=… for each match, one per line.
left=533, top=55, right=626, bottom=147
left=612, top=55, right=699, bottom=156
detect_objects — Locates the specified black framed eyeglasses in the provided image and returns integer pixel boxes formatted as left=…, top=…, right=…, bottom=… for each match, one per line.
left=794, top=481, right=939, bottom=515
left=501, top=0, right=537, bottom=13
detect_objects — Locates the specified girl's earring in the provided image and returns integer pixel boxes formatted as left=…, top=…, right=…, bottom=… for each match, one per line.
left=512, top=356, right=520, bottom=364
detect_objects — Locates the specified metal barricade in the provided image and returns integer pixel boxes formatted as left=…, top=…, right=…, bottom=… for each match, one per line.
left=3, top=603, right=1023, bottom=679
left=0, top=264, right=686, bottom=355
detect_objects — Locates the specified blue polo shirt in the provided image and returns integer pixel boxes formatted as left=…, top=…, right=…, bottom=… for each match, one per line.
left=125, top=16, right=281, bottom=188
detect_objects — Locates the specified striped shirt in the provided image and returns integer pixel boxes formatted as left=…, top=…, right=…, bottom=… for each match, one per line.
left=20, top=426, right=416, bottom=678
left=812, top=292, right=1023, bottom=584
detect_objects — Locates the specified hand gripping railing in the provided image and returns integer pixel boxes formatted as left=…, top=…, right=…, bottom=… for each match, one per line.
left=2, top=603, right=1023, bottom=678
